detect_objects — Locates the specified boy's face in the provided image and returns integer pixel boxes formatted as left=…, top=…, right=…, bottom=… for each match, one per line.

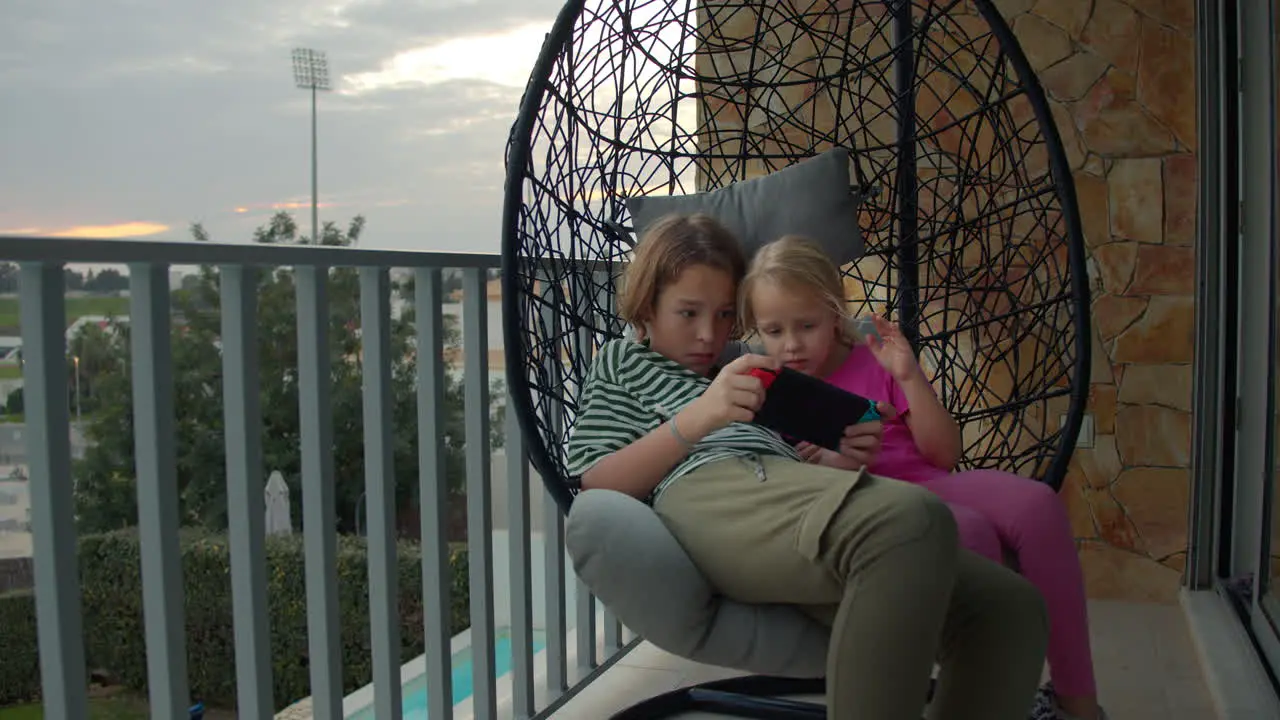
left=645, top=264, right=737, bottom=376
left=749, top=280, right=840, bottom=376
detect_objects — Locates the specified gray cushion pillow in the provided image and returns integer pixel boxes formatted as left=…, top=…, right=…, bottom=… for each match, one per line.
left=623, top=147, right=866, bottom=264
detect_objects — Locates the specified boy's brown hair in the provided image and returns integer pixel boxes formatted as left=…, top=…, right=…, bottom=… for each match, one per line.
left=619, top=213, right=747, bottom=336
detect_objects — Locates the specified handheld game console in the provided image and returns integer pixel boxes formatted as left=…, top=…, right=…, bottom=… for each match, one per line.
left=746, top=367, right=881, bottom=451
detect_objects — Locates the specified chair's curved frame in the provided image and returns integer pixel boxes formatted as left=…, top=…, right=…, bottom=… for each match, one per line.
left=500, top=0, right=1092, bottom=716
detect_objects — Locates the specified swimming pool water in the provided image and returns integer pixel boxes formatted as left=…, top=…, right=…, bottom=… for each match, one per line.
left=351, top=630, right=548, bottom=719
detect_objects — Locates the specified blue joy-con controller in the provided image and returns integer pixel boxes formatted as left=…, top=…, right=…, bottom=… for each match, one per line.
left=859, top=403, right=881, bottom=424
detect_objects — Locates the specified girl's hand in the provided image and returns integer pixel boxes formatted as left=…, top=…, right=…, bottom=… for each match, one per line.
left=872, top=401, right=899, bottom=423
left=797, top=401, right=898, bottom=470
left=863, top=315, right=924, bottom=384
left=795, top=441, right=824, bottom=464
left=681, top=353, right=778, bottom=437
left=796, top=441, right=863, bottom=471
left=836, top=419, right=884, bottom=469
left=793, top=440, right=824, bottom=461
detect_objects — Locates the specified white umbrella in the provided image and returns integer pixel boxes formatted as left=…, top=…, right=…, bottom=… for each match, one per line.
left=264, top=471, right=293, bottom=536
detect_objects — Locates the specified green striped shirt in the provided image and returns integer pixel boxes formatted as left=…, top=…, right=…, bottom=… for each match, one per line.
left=566, top=339, right=802, bottom=502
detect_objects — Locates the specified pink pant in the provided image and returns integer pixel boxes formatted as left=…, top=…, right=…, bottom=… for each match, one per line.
left=913, top=469, right=1096, bottom=697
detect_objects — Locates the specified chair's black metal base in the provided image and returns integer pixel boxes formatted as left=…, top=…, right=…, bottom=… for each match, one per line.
left=608, top=674, right=938, bottom=719
left=608, top=675, right=825, bottom=719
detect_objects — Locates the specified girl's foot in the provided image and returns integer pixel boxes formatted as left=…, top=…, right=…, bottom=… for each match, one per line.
left=1030, top=682, right=1108, bottom=720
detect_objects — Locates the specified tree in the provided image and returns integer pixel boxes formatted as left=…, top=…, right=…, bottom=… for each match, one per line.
left=72, top=212, right=504, bottom=537
left=64, top=268, right=85, bottom=291
left=82, top=268, right=128, bottom=293
left=0, top=265, right=86, bottom=293
left=67, top=322, right=116, bottom=417
left=0, top=263, right=17, bottom=294
left=4, top=388, right=21, bottom=415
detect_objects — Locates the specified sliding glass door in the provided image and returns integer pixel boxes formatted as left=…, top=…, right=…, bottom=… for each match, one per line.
left=1244, top=0, right=1280, bottom=663
left=1186, top=0, right=1280, bottom=690
left=1265, top=0, right=1280, bottom=631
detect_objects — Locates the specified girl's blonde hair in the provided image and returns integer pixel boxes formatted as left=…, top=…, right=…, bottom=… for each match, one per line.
left=740, top=235, right=850, bottom=336
left=619, top=213, right=747, bottom=336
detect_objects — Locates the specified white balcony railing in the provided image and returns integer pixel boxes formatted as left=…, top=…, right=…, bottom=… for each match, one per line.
left=0, top=235, right=633, bottom=720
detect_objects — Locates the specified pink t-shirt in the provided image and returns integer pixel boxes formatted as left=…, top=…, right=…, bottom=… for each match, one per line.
left=824, top=346, right=949, bottom=483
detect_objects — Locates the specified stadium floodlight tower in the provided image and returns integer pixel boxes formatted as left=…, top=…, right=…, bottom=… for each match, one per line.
left=291, top=48, right=332, bottom=244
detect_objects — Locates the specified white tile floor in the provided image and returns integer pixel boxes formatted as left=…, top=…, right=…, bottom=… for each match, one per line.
left=548, top=600, right=1218, bottom=719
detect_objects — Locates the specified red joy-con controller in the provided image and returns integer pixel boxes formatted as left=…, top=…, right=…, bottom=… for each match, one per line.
left=746, top=367, right=779, bottom=390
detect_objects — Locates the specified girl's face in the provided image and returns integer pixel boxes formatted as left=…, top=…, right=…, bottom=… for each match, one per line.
left=749, top=279, right=842, bottom=376
left=645, top=264, right=737, bottom=376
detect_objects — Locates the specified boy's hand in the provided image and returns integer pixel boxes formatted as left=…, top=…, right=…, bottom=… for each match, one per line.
left=681, top=353, right=778, bottom=437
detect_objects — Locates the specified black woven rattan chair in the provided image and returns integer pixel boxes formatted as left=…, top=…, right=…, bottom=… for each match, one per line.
left=501, top=0, right=1091, bottom=716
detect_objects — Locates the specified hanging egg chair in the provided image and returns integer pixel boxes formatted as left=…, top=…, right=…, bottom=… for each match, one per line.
left=501, top=1, right=1090, bottom=716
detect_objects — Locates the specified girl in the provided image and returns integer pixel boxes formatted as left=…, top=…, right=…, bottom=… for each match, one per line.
left=566, top=212, right=1048, bottom=720
left=740, top=235, right=1106, bottom=720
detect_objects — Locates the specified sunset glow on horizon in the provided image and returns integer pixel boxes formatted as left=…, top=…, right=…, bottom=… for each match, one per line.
left=229, top=201, right=338, bottom=214
left=47, top=221, right=171, bottom=238
left=1, top=221, right=171, bottom=239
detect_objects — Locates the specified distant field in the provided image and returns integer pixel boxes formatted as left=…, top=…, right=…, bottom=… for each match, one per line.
left=0, top=295, right=130, bottom=335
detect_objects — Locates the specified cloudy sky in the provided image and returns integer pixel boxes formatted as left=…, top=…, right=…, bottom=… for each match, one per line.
left=0, top=0, right=569, bottom=253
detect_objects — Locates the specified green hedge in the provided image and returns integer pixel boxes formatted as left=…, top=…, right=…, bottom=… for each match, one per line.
left=0, top=530, right=470, bottom=710
left=0, top=590, right=39, bottom=704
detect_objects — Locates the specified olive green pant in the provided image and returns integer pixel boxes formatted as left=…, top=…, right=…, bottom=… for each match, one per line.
left=653, top=456, right=1048, bottom=720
